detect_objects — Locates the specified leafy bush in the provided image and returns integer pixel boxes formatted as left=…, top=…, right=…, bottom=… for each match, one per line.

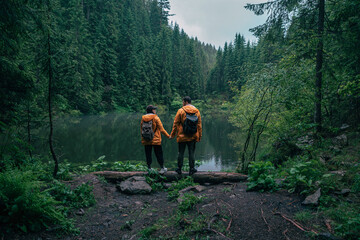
left=246, top=161, right=278, bottom=192
left=352, top=173, right=360, bottom=193
left=57, top=160, right=72, bottom=180
left=78, top=158, right=148, bottom=173
left=178, top=193, right=204, bottom=212
left=145, top=169, right=167, bottom=191
left=282, top=158, right=325, bottom=195
left=48, top=180, right=96, bottom=209
left=112, top=161, right=148, bottom=172
left=167, top=177, right=196, bottom=201
left=0, top=168, right=71, bottom=232
left=324, top=203, right=360, bottom=239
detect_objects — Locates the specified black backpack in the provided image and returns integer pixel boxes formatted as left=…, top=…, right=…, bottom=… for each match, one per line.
left=142, top=120, right=155, bottom=140
left=182, top=108, right=198, bottom=135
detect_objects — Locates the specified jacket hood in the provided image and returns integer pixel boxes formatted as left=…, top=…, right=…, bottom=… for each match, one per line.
left=142, top=114, right=157, bottom=122
left=182, top=105, right=198, bottom=114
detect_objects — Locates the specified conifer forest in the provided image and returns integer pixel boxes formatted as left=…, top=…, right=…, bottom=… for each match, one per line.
left=1, top=0, right=360, bottom=239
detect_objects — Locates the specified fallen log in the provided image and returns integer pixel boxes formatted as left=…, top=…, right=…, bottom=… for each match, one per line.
left=93, top=171, right=247, bottom=184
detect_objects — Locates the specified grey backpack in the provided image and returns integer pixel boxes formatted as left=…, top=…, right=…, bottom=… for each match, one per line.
left=182, top=108, right=198, bottom=135
left=142, top=120, right=154, bottom=140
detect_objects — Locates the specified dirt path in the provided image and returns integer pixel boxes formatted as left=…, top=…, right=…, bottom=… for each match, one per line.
left=14, top=174, right=317, bottom=240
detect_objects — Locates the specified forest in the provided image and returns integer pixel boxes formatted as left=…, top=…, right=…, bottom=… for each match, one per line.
left=1, top=0, right=360, bottom=239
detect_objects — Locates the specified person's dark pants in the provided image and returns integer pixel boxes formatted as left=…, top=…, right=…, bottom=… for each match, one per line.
left=177, top=141, right=196, bottom=170
left=145, top=145, right=164, bottom=168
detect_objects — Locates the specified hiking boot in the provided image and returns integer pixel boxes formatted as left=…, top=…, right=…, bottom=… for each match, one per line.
left=189, top=168, right=198, bottom=176
left=159, top=167, right=167, bottom=174
left=175, top=168, right=182, bottom=175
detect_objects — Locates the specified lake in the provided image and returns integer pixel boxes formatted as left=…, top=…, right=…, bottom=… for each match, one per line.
left=35, top=113, right=241, bottom=171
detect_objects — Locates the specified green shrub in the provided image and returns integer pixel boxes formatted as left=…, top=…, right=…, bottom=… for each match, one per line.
left=48, top=180, right=96, bottom=209
left=282, top=158, right=325, bottom=195
left=352, top=174, right=360, bottom=193
left=178, top=193, right=204, bottom=212
left=167, top=177, right=196, bottom=201
left=246, top=161, right=278, bottom=192
left=57, top=160, right=72, bottom=180
left=112, top=161, right=148, bottom=172
left=145, top=169, right=167, bottom=191
left=0, top=168, right=71, bottom=232
left=324, top=203, right=360, bottom=239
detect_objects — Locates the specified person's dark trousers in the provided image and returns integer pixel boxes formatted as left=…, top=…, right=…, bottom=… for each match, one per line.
left=145, top=145, right=164, bottom=168
left=177, top=141, right=196, bottom=170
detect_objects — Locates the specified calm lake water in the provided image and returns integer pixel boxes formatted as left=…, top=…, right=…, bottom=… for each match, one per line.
left=35, top=113, right=241, bottom=171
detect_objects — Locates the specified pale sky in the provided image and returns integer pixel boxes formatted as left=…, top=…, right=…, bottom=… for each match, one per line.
left=168, top=0, right=268, bottom=48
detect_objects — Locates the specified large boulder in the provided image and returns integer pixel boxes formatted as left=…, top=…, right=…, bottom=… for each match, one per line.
left=117, top=176, right=152, bottom=194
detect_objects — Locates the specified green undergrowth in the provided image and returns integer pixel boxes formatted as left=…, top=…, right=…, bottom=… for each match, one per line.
left=0, top=159, right=96, bottom=236
left=246, top=130, right=360, bottom=239
left=167, top=177, right=197, bottom=201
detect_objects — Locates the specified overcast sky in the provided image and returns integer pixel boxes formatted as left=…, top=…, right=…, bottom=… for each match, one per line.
left=168, top=0, right=268, bottom=49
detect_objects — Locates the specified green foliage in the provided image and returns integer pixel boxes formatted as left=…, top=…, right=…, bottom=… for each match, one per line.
left=324, top=203, right=360, bottom=239
left=281, top=157, right=325, bottom=195
left=145, top=169, right=167, bottom=191
left=294, top=210, right=313, bottom=224
left=167, top=177, right=196, bottom=201
left=112, top=161, right=148, bottom=172
left=57, top=160, right=72, bottom=181
left=48, top=180, right=96, bottom=209
left=246, top=161, right=278, bottom=192
left=178, top=193, right=204, bottom=212
left=352, top=174, right=360, bottom=193
left=77, top=157, right=148, bottom=173
left=0, top=168, right=71, bottom=232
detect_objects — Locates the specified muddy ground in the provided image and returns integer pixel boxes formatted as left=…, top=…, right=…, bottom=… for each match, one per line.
left=7, top=174, right=325, bottom=240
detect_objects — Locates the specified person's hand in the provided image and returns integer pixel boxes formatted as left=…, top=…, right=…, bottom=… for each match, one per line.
left=168, top=136, right=173, bottom=139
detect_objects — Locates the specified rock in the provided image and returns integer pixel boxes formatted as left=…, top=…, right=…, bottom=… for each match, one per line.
left=134, top=201, right=143, bottom=207
left=329, top=170, right=346, bottom=177
left=75, top=208, right=85, bottom=216
left=302, top=188, right=321, bottom=206
left=194, top=185, right=207, bottom=192
left=275, top=179, right=285, bottom=187
left=316, top=232, right=341, bottom=240
left=319, top=153, right=332, bottom=164
left=163, top=183, right=172, bottom=189
left=332, top=134, right=348, bottom=149
left=201, top=203, right=213, bottom=209
left=117, top=176, right=152, bottom=194
left=340, top=124, right=350, bottom=130
left=334, top=189, right=351, bottom=196
left=296, top=135, right=314, bottom=148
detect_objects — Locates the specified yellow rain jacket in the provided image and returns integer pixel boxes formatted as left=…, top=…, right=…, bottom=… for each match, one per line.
left=170, top=105, right=202, bottom=143
left=141, top=114, right=170, bottom=145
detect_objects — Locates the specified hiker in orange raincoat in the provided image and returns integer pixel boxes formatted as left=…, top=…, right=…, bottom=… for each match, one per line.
left=141, top=105, right=170, bottom=174
left=170, top=96, right=202, bottom=175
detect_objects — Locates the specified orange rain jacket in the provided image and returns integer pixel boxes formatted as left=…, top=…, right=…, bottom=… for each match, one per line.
left=170, top=105, right=202, bottom=143
left=141, top=114, right=170, bottom=145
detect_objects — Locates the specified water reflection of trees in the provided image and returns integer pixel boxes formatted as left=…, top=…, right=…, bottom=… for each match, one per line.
left=35, top=113, right=241, bottom=170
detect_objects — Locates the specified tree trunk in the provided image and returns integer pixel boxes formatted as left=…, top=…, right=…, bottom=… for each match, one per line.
left=47, top=1, right=58, bottom=178
left=93, top=171, right=248, bottom=184
left=315, top=0, right=325, bottom=133
left=27, top=103, right=32, bottom=159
